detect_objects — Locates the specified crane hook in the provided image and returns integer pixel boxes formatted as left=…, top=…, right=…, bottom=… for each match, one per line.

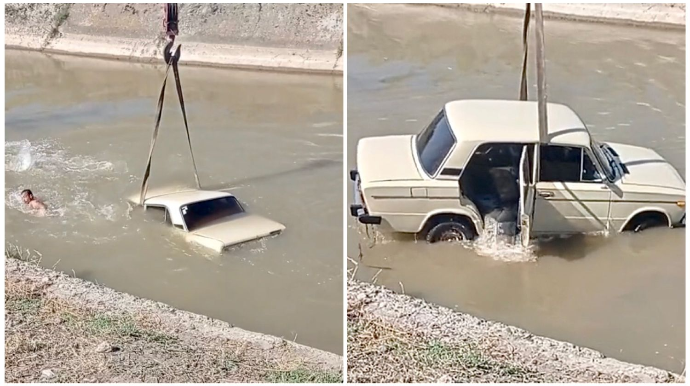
left=163, top=4, right=179, bottom=64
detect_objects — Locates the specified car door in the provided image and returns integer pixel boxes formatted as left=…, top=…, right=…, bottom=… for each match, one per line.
left=532, top=145, right=611, bottom=234
left=518, top=144, right=537, bottom=247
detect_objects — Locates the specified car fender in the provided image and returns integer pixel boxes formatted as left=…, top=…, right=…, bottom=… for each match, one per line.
left=420, top=208, right=483, bottom=235
left=619, top=206, right=673, bottom=232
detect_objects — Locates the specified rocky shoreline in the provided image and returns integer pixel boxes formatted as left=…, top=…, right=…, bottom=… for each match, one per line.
left=5, top=251, right=342, bottom=383
left=347, top=279, right=683, bottom=383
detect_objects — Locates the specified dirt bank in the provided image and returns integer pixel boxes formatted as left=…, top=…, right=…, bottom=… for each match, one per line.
left=5, top=3, right=343, bottom=74
left=5, top=249, right=342, bottom=383
left=347, top=279, right=683, bottom=383
left=428, top=3, right=685, bottom=28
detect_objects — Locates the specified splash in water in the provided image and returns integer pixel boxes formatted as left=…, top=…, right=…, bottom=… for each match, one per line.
left=472, top=216, right=536, bottom=262
left=6, top=139, right=33, bottom=172
left=5, top=139, right=115, bottom=176
left=5, top=139, right=130, bottom=224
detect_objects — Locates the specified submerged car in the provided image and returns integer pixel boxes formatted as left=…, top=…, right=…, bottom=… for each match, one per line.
left=350, top=99, right=685, bottom=245
left=129, top=187, right=285, bottom=252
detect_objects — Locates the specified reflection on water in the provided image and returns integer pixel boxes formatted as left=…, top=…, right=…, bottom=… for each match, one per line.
left=347, top=4, right=685, bottom=372
left=6, top=49, right=343, bottom=354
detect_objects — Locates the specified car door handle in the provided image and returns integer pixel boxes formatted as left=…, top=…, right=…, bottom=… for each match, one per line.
left=538, top=191, right=554, bottom=198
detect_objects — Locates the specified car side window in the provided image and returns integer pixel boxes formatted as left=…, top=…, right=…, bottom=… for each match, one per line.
left=539, top=145, right=581, bottom=182
left=581, top=151, right=602, bottom=182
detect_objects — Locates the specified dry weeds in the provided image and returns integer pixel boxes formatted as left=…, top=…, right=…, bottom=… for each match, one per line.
left=347, top=279, right=683, bottom=383
left=6, top=247, right=341, bottom=383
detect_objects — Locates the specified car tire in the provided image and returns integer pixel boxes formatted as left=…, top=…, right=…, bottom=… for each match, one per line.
left=633, top=218, right=664, bottom=233
left=426, top=221, right=476, bottom=243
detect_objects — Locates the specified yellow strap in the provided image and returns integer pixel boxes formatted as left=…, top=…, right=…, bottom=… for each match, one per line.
left=519, top=3, right=531, bottom=101
left=139, top=44, right=200, bottom=206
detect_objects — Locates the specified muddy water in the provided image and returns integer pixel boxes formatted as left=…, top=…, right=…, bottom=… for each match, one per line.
left=347, top=5, right=685, bottom=371
left=6, top=50, right=343, bottom=353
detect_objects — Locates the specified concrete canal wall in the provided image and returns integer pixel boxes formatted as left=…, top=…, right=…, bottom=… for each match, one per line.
left=429, top=3, right=686, bottom=28
left=5, top=3, right=343, bottom=74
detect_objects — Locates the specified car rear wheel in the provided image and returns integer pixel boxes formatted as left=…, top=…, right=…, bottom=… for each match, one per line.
left=426, top=221, right=476, bottom=243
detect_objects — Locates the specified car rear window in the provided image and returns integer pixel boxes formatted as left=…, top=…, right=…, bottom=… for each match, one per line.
left=416, top=111, right=456, bottom=176
left=181, top=196, right=244, bottom=232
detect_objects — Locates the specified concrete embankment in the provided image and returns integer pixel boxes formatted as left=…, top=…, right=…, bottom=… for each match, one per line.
left=347, top=280, right=683, bottom=383
left=428, top=3, right=685, bottom=28
left=5, top=3, right=343, bottom=74
left=5, top=251, right=342, bottom=383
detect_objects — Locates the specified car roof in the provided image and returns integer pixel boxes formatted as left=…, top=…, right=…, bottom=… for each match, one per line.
left=144, top=189, right=233, bottom=209
left=125, top=186, right=237, bottom=229
left=443, top=99, right=591, bottom=147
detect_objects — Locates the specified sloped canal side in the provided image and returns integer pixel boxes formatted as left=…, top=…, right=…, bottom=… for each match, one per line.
left=347, top=280, right=682, bottom=383
left=5, top=252, right=342, bottom=383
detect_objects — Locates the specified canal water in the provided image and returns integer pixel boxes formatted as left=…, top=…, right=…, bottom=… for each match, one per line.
left=347, top=4, right=685, bottom=372
left=6, top=50, right=343, bottom=353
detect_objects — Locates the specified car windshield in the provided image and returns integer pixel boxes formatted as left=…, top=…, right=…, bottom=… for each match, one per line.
left=181, top=196, right=244, bottom=232
left=591, top=139, right=616, bottom=181
left=416, top=111, right=456, bottom=176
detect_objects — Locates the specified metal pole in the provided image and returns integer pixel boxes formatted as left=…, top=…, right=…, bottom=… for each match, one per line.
left=534, top=3, right=548, bottom=142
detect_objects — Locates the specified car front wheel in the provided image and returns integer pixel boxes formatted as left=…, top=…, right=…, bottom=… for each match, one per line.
left=426, top=221, right=476, bottom=243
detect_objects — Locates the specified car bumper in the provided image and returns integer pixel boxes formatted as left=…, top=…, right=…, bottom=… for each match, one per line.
left=349, top=170, right=381, bottom=225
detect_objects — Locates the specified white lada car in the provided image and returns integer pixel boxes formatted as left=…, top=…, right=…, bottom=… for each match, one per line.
left=130, top=187, right=285, bottom=252
left=350, top=100, right=685, bottom=245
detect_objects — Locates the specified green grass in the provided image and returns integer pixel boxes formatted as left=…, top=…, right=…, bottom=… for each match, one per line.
left=336, top=39, right=343, bottom=59
left=53, top=4, right=70, bottom=26
left=86, top=315, right=140, bottom=336
left=144, top=330, right=179, bottom=344
left=266, top=368, right=342, bottom=383
left=7, top=298, right=42, bottom=314
left=47, top=4, right=71, bottom=42
left=421, top=340, right=526, bottom=377
left=83, top=315, right=179, bottom=344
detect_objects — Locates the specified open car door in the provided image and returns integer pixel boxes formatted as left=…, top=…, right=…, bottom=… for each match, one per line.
left=518, top=144, right=537, bottom=247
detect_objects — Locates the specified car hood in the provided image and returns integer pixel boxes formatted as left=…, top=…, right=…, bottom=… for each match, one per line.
left=188, top=214, right=285, bottom=251
left=607, top=142, right=685, bottom=191
left=356, top=135, right=422, bottom=183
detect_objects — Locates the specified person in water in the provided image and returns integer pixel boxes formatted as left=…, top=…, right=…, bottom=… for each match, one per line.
left=21, top=189, right=46, bottom=215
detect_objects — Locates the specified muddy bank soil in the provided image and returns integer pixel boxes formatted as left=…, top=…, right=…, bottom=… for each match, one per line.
left=5, top=3, right=343, bottom=72
left=5, top=252, right=342, bottom=383
left=347, top=280, right=683, bottom=383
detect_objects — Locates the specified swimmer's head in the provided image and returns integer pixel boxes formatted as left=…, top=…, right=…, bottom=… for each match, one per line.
left=21, top=189, right=33, bottom=204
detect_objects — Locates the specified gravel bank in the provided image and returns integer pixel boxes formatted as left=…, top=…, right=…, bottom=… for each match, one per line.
left=347, top=279, right=683, bottom=383
left=5, top=3, right=343, bottom=73
left=5, top=251, right=342, bottom=383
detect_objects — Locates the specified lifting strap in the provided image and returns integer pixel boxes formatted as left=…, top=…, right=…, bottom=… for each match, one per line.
left=534, top=3, right=549, bottom=142
left=519, top=3, right=531, bottom=101
left=519, top=3, right=548, bottom=142
left=139, top=43, right=201, bottom=206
